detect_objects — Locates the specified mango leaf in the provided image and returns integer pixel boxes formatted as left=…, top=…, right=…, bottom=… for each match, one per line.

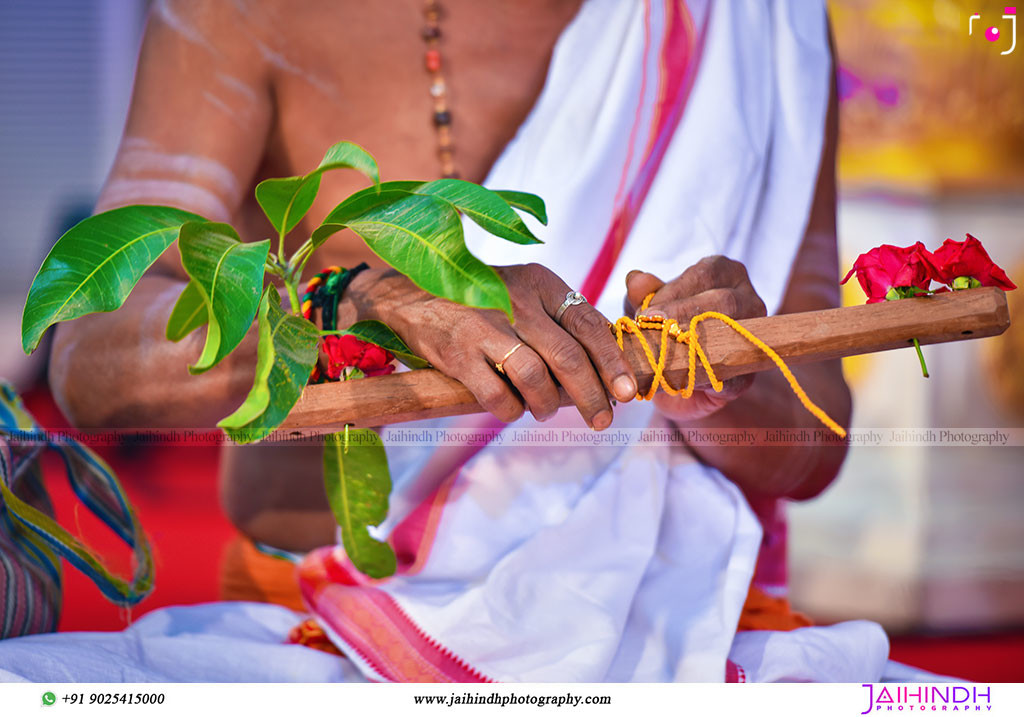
left=416, top=179, right=542, bottom=245
left=331, top=320, right=429, bottom=369
left=310, top=181, right=425, bottom=248
left=218, top=287, right=319, bottom=444
left=313, top=181, right=545, bottom=249
left=21, top=205, right=204, bottom=353
left=323, top=428, right=397, bottom=579
left=255, top=141, right=380, bottom=237
left=493, top=190, right=548, bottom=225
left=345, top=194, right=513, bottom=319
left=165, top=280, right=208, bottom=342
left=177, top=222, right=269, bottom=374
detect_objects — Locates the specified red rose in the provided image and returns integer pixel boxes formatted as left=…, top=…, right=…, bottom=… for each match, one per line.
left=922, top=234, right=1016, bottom=291
left=323, top=334, right=396, bottom=379
left=840, top=242, right=936, bottom=303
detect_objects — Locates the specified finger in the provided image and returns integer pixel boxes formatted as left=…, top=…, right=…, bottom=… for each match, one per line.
left=540, top=329, right=613, bottom=429
left=648, top=256, right=748, bottom=309
left=542, top=276, right=637, bottom=404
left=457, top=358, right=526, bottom=424
left=513, top=313, right=614, bottom=429
left=714, top=374, right=755, bottom=401
left=554, top=300, right=637, bottom=403
left=486, top=342, right=561, bottom=421
left=659, top=287, right=767, bottom=324
left=625, top=270, right=666, bottom=316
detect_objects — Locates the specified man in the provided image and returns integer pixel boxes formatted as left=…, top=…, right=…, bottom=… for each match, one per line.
left=19, top=0, right=868, bottom=682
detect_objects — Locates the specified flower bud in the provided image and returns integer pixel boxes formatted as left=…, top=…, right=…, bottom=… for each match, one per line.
left=951, top=275, right=982, bottom=290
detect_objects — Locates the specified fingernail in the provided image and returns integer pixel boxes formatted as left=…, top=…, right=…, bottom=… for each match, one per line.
left=592, top=410, right=612, bottom=431
left=637, top=308, right=664, bottom=320
left=613, top=374, right=636, bottom=401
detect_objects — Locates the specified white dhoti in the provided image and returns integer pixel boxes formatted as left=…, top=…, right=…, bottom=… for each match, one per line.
left=292, top=0, right=890, bottom=684
left=0, top=0, right=898, bottom=684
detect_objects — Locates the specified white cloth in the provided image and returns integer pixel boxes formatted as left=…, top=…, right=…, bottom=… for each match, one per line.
left=0, top=0, right=890, bottom=684
left=0, top=603, right=364, bottom=683
left=728, top=622, right=890, bottom=683
left=300, top=0, right=889, bottom=684
left=0, top=601, right=923, bottom=683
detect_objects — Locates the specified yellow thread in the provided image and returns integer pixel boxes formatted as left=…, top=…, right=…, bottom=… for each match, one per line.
left=613, top=293, right=846, bottom=438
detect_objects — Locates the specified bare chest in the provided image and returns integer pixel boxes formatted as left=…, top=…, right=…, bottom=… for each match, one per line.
left=237, top=0, right=579, bottom=265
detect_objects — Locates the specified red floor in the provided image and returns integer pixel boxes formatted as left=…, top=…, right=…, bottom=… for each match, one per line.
left=16, top=387, right=1024, bottom=682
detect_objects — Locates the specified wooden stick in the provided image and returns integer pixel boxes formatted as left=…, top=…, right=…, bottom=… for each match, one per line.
left=280, top=287, right=1010, bottom=434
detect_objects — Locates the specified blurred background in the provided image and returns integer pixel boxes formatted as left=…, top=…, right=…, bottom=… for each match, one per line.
left=788, top=0, right=1024, bottom=682
left=1, top=0, right=1021, bottom=681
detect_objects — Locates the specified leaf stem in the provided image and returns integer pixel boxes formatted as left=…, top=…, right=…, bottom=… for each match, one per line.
left=287, top=238, right=316, bottom=281
left=265, top=252, right=287, bottom=278
left=912, top=337, right=929, bottom=378
left=277, top=225, right=288, bottom=264
left=285, top=279, right=302, bottom=316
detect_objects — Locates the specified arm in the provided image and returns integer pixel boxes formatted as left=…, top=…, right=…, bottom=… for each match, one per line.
left=51, top=4, right=637, bottom=432
left=628, top=48, right=849, bottom=500
left=50, top=3, right=273, bottom=427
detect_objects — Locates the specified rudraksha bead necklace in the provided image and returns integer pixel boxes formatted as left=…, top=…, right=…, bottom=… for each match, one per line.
left=422, top=0, right=458, bottom=179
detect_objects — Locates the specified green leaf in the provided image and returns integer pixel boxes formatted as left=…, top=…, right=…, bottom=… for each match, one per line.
left=311, top=182, right=425, bottom=248
left=493, top=190, right=548, bottom=225
left=416, top=179, right=542, bottom=245
left=351, top=195, right=513, bottom=319
left=21, top=205, right=205, bottom=353
left=218, top=287, right=319, bottom=443
left=331, top=320, right=429, bottom=369
left=313, top=182, right=545, bottom=249
left=177, top=222, right=269, bottom=374
left=323, top=429, right=397, bottom=579
left=165, top=280, right=208, bottom=342
left=255, top=176, right=319, bottom=236
left=255, top=141, right=380, bottom=236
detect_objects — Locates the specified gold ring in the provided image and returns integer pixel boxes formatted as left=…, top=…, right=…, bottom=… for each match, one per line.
left=494, top=342, right=524, bottom=375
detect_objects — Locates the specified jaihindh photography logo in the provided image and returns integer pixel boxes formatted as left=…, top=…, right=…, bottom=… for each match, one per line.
left=860, top=684, right=993, bottom=713
left=970, top=7, right=1017, bottom=54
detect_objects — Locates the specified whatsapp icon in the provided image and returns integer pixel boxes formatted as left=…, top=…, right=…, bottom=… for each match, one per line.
left=42, top=691, right=56, bottom=706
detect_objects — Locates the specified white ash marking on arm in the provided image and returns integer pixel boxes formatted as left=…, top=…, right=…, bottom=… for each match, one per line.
left=202, top=91, right=251, bottom=129
left=215, top=73, right=261, bottom=106
left=153, top=0, right=220, bottom=55
left=113, top=146, right=242, bottom=202
left=256, top=41, right=338, bottom=98
left=99, top=179, right=232, bottom=223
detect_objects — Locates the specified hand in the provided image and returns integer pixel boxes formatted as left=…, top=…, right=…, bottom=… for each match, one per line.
left=352, top=264, right=637, bottom=429
left=624, top=256, right=767, bottom=422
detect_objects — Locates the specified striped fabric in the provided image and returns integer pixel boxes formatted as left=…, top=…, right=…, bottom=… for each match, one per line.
left=0, top=381, right=154, bottom=639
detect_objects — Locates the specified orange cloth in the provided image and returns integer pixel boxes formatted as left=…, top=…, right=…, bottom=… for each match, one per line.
left=219, top=535, right=305, bottom=612
left=736, top=583, right=813, bottom=632
left=287, top=618, right=344, bottom=656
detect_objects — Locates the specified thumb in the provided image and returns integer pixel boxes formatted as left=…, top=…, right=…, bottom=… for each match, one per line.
left=625, top=270, right=665, bottom=316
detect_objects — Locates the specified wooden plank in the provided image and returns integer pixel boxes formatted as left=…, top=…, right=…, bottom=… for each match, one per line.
left=279, top=287, right=1010, bottom=434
